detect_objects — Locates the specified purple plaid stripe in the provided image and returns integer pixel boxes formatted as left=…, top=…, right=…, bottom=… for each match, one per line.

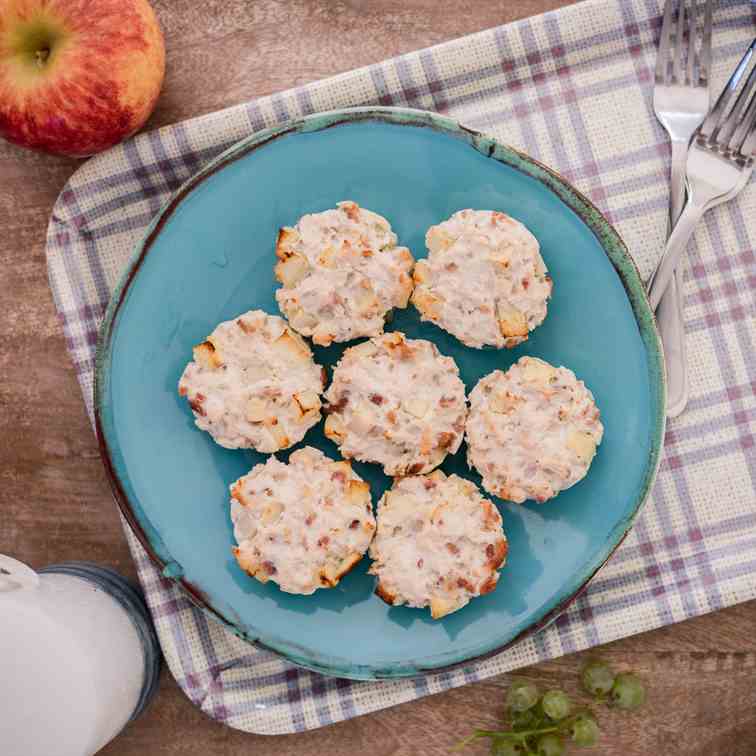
left=44, top=0, right=756, bottom=735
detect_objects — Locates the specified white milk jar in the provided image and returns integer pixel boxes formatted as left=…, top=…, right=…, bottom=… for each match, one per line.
left=0, top=556, right=161, bottom=756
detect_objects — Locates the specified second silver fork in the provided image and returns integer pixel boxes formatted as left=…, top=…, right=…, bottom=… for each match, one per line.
left=653, top=0, right=713, bottom=418
left=649, top=38, right=756, bottom=311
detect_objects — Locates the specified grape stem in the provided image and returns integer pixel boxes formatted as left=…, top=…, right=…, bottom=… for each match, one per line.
left=471, top=726, right=561, bottom=740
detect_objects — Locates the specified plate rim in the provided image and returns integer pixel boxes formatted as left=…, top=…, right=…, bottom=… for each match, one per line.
left=94, top=105, right=667, bottom=679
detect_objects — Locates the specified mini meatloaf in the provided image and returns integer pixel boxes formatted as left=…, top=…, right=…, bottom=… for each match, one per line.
left=274, top=201, right=415, bottom=346
left=230, top=447, right=376, bottom=595
left=466, top=356, right=604, bottom=503
left=178, top=310, right=325, bottom=453
left=323, top=332, right=467, bottom=476
left=368, top=470, right=508, bottom=619
left=412, top=209, right=552, bottom=349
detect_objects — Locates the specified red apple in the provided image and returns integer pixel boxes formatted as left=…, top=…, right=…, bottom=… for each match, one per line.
left=0, top=0, right=165, bottom=157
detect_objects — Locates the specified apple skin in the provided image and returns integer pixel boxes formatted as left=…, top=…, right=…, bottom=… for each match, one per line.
left=0, top=0, right=165, bottom=157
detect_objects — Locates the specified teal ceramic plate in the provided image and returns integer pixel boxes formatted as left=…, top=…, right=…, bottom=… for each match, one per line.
left=96, top=107, right=665, bottom=680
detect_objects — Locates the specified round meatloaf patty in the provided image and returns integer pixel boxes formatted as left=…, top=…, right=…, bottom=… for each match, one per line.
left=178, top=310, right=325, bottom=453
left=466, top=356, right=604, bottom=504
left=274, top=201, right=415, bottom=346
left=412, top=209, right=552, bottom=349
left=323, top=332, right=468, bottom=476
left=368, top=470, right=508, bottom=619
left=230, top=447, right=376, bottom=595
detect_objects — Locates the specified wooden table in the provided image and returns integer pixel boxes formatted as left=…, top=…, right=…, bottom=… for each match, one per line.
left=1, top=1, right=754, bottom=753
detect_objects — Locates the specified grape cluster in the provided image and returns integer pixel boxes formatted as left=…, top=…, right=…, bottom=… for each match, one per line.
left=456, top=659, right=646, bottom=755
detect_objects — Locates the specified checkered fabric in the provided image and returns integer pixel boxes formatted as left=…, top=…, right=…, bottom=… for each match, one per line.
left=45, top=0, right=756, bottom=735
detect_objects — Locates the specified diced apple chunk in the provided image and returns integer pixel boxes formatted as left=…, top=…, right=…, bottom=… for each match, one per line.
left=403, top=398, right=429, bottom=418
left=264, top=418, right=289, bottom=449
left=293, top=390, right=320, bottom=414
left=345, top=480, right=370, bottom=506
left=245, top=397, right=268, bottom=423
left=260, top=500, right=283, bottom=524
left=497, top=302, right=529, bottom=338
left=413, top=289, right=443, bottom=319
left=275, top=227, right=300, bottom=258
left=521, top=358, right=556, bottom=384
left=275, top=253, right=309, bottom=288
left=324, top=414, right=347, bottom=442
left=193, top=340, right=222, bottom=369
left=430, top=596, right=457, bottom=619
left=567, top=430, right=597, bottom=463
left=269, top=329, right=311, bottom=364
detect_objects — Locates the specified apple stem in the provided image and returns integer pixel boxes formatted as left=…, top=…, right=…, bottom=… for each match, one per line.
left=35, top=48, right=50, bottom=67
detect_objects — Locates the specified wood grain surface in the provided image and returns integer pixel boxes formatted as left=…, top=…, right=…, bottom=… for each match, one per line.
left=0, top=1, right=754, bottom=754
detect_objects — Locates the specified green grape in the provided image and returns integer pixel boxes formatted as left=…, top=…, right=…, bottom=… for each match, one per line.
left=536, top=734, right=565, bottom=756
left=580, top=659, right=615, bottom=697
left=506, top=679, right=540, bottom=713
left=570, top=712, right=600, bottom=748
left=611, top=673, right=646, bottom=710
left=541, top=689, right=572, bottom=721
left=491, top=739, right=522, bottom=756
left=510, top=707, right=539, bottom=731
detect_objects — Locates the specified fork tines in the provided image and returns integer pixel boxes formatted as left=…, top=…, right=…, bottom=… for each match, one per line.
left=700, top=38, right=756, bottom=161
left=656, top=0, right=713, bottom=87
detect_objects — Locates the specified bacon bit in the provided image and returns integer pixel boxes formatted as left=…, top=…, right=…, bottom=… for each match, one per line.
left=439, top=396, right=456, bottom=408
left=386, top=410, right=397, bottom=425
left=362, top=248, right=373, bottom=258
left=342, top=202, right=360, bottom=221
left=317, top=536, right=330, bottom=548
left=261, top=561, right=277, bottom=575
left=445, top=262, right=458, bottom=272
left=437, top=432, right=455, bottom=449
left=325, top=395, right=348, bottom=414
left=305, top=513, right=316, bottom=526
left=417, top=558, right=424, bottom=569
left=486, top=540, right=509, bottom=568
left=349, top=519, right=360, bottom=529
left=424, top=478, right=436, bottom=490
left=370, top=394, right=384, bottom=405
left=522, top=278, right=530, bottom=290
left=446, top=542, right=460, bottom=555
left=331, top=471, right=346, bottom=483
left=457, top=577, right=475, bottom=591
left=178, top=386, right=187, bottom=396
left=189, top=397, right=206, bottom=416
left=408, top=462, right=425, bottom=475
left=480, top=574, right=499, bottom=594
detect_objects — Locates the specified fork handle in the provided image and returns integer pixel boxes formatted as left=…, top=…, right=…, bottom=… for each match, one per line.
left=656, top=138, right=690, bottom=417
left=648, top=199, right=706, bottom=310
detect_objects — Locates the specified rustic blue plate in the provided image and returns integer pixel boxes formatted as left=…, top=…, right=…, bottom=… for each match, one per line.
left=96, top=107, right=665, bottom=679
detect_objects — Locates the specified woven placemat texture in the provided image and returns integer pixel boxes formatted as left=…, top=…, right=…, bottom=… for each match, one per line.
left=45, top=0, right=755, bottom=734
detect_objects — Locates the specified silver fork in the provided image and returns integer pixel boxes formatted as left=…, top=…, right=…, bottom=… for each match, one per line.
left=649, top=38, right=756, bottom=311
left=653, top=0, right=713, bottom=418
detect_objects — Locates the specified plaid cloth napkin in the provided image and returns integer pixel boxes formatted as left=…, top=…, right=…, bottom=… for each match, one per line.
left=45, top=0, right=756, bottom=735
